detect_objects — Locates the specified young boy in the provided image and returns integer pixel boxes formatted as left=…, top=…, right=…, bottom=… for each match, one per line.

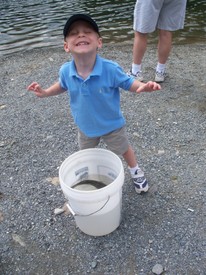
left=27, top=14, right=161, bottom=194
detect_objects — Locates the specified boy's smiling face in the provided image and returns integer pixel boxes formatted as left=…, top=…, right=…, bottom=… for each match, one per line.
left=64, top=20, right=102, bottom=55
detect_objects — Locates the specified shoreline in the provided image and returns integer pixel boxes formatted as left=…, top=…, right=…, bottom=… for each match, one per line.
left=1, top=40, right=206, bottom=59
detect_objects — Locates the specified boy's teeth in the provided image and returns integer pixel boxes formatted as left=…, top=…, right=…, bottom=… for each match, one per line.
left=78, top=42, right=88, bottom=46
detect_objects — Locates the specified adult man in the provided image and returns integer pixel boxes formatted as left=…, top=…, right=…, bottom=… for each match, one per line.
left=131, top=0, right=187, bottom=82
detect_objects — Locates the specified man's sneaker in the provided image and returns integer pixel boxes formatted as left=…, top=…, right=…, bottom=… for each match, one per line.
left=129, top=70, right=144, bottom=82
left=155, top=71, right=165, bottom=82
left=132, top=169, right=149, bottom=194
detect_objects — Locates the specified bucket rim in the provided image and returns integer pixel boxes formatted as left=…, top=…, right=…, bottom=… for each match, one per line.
left=59, top=148, right=124, bottom=197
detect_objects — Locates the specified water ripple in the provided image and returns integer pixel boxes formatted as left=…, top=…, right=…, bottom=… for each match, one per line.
left=0, top=0, right=205, bottom=56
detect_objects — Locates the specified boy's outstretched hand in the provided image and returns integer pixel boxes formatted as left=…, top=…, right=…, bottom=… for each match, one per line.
left=27, top=82, right=47, bottom=97
left=136, top=81, right=161, bottom=93
left=27, top=81, right=65, bottom=97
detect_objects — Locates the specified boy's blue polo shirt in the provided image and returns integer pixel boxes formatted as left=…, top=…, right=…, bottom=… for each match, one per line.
left=59, top=54, right=135, bottom=137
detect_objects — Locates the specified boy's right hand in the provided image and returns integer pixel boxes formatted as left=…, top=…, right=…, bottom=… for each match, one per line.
left=27, top=82, right=47, bottom=98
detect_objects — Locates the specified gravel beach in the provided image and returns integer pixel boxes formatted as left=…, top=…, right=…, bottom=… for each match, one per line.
left=0, top=43, right=206, bottom=274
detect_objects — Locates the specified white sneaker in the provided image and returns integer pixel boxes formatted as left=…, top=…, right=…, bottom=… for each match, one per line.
left=129, top=70, right=144, bottom=82
left=155, top=71, right=165, bottom=82
left=132, top=168, right=149, bottom=194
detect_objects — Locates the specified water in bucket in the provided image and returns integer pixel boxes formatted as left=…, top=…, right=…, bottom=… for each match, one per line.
left=72, top=175, right=111, bottom=191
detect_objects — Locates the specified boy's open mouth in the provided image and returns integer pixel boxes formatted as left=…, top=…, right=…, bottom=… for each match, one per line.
left=76, top=42, right=89, bottom=46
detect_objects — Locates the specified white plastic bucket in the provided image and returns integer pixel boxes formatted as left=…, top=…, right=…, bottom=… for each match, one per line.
left=59, top=148, right=125, bottom=236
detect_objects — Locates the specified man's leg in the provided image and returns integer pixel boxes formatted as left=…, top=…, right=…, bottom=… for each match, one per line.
left=157, top=29, right=172, bottom=64
left=131, top=31, right=148, bottom=81
left=155, top=29, right=172, bottom=82
left=133, top=31, right=148, bottom=65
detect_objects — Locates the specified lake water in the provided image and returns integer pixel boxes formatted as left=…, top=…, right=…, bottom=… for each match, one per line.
left=0, top=0, right=205, bottom=56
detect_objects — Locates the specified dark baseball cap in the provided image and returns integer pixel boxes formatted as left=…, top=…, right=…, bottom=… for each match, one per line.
left=63, top=14, right=100, bottom=38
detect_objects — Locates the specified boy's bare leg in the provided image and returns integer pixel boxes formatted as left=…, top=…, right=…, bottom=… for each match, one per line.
left=122, top=145, right=137, bottom=168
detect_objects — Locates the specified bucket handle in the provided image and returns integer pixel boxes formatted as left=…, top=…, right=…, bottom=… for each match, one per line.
left=66, top=196, right=110, bottom=217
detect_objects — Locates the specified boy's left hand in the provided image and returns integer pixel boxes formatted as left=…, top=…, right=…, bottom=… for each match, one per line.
left=136, top=81, right=161, bottom=93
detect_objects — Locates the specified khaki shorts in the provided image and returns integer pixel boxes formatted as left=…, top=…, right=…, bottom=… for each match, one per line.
left=78, top=126, right=130, bottom=155
left=133, top=0, right=187, bottom=33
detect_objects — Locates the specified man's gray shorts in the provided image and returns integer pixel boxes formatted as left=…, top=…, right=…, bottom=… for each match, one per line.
left=78, top=126, right=129, bottom=155
left=133, top=0, right=187, bottom=33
